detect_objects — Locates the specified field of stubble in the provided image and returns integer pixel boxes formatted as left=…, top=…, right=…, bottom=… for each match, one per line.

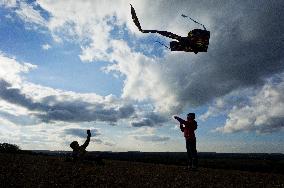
left=0, top=153, right=283, bottom=188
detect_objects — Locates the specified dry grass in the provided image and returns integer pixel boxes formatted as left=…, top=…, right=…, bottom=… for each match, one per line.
left=0, top=153, right=283, bottom=188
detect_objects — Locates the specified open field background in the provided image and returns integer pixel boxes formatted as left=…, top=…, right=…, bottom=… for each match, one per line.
left=1, top=153, right=284, bottom=187
left=95, top=152, right=284, bottom=174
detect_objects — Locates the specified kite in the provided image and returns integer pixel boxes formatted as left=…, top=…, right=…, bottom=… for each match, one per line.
left=130, top=4, right=210, bottom=54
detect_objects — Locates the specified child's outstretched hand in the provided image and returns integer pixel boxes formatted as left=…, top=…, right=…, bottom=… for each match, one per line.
left=87, top=130, right=91, bottom=137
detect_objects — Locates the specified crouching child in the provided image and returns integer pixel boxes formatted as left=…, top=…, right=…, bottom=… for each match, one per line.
left=69, top=130, right=91, bottom=161
left=68, top=129, right=104, bottom=165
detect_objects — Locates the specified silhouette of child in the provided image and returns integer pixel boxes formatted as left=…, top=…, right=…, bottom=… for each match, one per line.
left=70, top=130, right=91, bottom=161
left=174, top=113, right=198, bottom=170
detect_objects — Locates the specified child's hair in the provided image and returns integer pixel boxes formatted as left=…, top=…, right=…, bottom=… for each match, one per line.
left=70, top=141, right=78, bottom=149
left=187, top=113, right=195, bottom=119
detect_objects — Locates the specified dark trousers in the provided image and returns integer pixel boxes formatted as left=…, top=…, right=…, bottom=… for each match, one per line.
left=186, top=138, right=198, bottom=168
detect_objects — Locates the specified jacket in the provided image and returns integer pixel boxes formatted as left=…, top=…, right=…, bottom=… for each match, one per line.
left=175, top=116, right=197, bottom=140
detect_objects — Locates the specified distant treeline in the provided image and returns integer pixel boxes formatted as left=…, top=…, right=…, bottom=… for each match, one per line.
left=0, top=143, right=32, bottom=154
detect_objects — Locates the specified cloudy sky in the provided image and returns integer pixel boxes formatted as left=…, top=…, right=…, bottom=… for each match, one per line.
left=0, top=0, right=283, bottom=153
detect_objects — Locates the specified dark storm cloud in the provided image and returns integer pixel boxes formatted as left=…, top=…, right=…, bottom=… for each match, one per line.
left=150, top=0, right=284, bottom=134
left=259, top=117, right=284, bottom=133
left=238, top=117, right=284, bottom=134
left=0, top=80, right=45, bottom=110
left=64, top=128, right=100, bottom=138
left=131, top=113, right=168, bottom=127
left=218, top=110, right=284, bottom=134
left=134, top=135, right=170, bottom=142
left=0, top=79, right=135, bottom=123
left=37, top=101, right=135, bottom=123
left=162, top=0, right=284, bottom=107
left=0, top=111, right=38, bottom=125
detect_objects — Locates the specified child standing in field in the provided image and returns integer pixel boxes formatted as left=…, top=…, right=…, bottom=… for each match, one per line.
left=174, top=113, right=198, bottom=170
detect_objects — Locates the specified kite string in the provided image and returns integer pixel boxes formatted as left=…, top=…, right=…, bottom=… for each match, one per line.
left=181, top=14, right=206, bottom=30
left=154, top=41, right=170, bottom=50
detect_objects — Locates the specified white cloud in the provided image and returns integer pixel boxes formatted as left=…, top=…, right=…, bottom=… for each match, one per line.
left=0, top=53, right=141, bottom=150
left=15, top=2, right=46, bottom=26
left=0, top=0, right=17, bottom=8
left=4, top=14, right=13, bottom=20
left=130, top=127, right=156, bottom=135
left=199, top=90, right=252, bottom=121
left=199, top=98, right=227, bottom=121
left=216, top=76, right=284, bottom=133
left=0, top=53, right=137, bottom=126
left=0, top=52, right=37, bottom=85
left=37, top=0, right=131, bottom=61
left=41, top=43, right=51, bottom=50
left=0, top=99, right=30, bottom=116
left=104, top=40, right=183, bottom=113
left=134, top=135, right=170, bottom=142
left=126, top=126, right=170, bottom=146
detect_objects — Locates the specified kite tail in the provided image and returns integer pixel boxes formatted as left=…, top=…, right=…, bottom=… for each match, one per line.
left=130, top=4, right=143, bottom=32
left=130, top=4, right=182, bottom=41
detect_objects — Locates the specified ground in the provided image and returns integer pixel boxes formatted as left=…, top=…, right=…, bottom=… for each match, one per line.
left=0, top=153, right=283, bottom=187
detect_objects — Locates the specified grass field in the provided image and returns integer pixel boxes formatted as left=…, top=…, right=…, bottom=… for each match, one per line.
left=0, top=153, right=284, bottom=187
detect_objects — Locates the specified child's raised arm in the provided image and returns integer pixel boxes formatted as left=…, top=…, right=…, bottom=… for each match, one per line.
left=81, top=130, right=91, bottom=149
left=174, top=116, right=187, bottom=124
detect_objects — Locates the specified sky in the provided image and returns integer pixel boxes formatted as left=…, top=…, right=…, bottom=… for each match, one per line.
left=0, top=0, right=283, bottom=153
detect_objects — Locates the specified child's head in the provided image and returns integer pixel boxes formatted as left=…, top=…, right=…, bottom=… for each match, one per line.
left=70, top=141, right=79, bottom=150
left=187, top=113, right=195, bottom=121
